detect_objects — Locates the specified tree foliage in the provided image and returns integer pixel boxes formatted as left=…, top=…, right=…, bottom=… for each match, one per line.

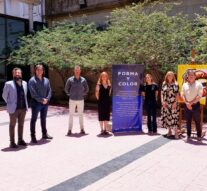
left=87, top=4, right=194, bottom=72
left=195, top=7, right=207, bottom=63
left=9, top=2, right=198, bottom=74
left=9, top=23, right=98, bottom=69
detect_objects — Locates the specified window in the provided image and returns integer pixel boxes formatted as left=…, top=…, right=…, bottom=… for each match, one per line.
left=7, top=18, right=25, bottom=51
left=0, top=16, right=26, bottom=81
left=0, top=17, right=6, bottom=58
left=79, top=0, right=87, bottom=9
left=0, top=17, right=6, bottom=81
left=0, top=60, right=6, bottom=81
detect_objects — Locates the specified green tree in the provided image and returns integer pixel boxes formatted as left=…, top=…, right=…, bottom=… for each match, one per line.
left=9, top=2, right=196, bottom=77
left=87, top=4, right=194, bottom=74
left=9, top=23, right=98, bottom=83
left=195, top=7, right=207, bottom=63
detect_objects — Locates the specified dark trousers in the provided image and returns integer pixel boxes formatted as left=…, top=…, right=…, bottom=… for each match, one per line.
left=30, top=100, right=48, bottom=137
left=145, top=101, right=157, bottom=133
left=9, top=109, right=26, bottom=143
left=184, top=102, right=201, bottom=138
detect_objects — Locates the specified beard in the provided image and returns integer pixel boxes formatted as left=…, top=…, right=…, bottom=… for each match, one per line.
left=14, top=76, right=22, bottom=81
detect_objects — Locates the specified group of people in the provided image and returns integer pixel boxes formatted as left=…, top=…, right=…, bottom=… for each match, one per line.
left=64, top=66, right=111, bottom=136
left=140, top=70, right=203, bottom=141
left=2, top=64, right=53, bottom=148
left=2, top=64, right=204, bottom=148
left=2, top=65, right=111, bottom=148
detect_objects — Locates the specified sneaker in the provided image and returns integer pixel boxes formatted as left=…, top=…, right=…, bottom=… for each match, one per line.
left=80, top=129, right=86, bottom=134
left=10, top=142, right=18, bottom=149
left=18, top=140, right=27, bottom=146
left=67, top=130, right=72, bottom=136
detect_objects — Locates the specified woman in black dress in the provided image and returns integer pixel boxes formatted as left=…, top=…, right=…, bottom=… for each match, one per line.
left=140, top=74, right=158, bottom=134
left=95, top=72, right=111, bottom=135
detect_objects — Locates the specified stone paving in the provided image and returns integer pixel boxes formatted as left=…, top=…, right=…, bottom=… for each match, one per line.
left=0, top=106, right=207, bottom=191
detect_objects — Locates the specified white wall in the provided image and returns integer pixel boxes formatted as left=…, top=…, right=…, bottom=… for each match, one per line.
left=0, top=0, right=44, bottom=22
left=0, top=1, right=3, bottom=13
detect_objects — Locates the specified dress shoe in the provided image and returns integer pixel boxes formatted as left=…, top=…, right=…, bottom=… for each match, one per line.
left=197, top=137, right=202, bottom=142
left=10, top=142, right=18, bottom=149
left=31, top=137, right=37, bottom=143
left=67, top=130, right=72, bottom=135
left=80, top=129, right=86, bottom=134
left=186, top=136, right=191, bottom=141
left=103, top=130, right=109, bottom=135
left=42, top=134, right=53, bottom=139
left=18, top=140, right=27, bottom=146
left=148, top=131, right=153, bottom=135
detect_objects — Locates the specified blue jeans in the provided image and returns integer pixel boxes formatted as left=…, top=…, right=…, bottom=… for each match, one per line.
left=30, top=100, right=48, bottom=137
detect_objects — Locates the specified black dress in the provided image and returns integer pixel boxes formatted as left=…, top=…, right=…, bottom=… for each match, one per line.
left=98, top=84, right=111, bottom=121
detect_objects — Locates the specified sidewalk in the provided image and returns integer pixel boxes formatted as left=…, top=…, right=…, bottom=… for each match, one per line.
left=0, top=106, right=207, bottom=191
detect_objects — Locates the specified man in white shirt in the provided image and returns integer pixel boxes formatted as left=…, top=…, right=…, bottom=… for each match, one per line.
left=181, top=69, right=203, bottom=141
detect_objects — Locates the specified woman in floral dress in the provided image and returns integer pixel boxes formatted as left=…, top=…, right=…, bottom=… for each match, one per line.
left=161, top=71, right=180, bottom=139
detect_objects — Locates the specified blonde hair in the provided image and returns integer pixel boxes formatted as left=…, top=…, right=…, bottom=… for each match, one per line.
left=163, top=71, right=177, bottom=84
left=97, top=72, right=111, bottom=86
left=145, top=73, right=154, bottom=84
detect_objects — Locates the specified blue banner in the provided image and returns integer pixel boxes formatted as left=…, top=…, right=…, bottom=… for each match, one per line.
left=112, top=64, right=144, bottom=133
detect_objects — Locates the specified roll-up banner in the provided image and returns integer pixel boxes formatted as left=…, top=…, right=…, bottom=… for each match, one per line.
left=112, top=64, right=144, bottom=133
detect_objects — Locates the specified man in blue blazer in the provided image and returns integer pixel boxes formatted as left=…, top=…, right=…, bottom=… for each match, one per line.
left=2, top=67, right=28, bottom=148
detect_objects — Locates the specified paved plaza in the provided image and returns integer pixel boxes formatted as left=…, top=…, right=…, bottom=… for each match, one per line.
left=0, top=106, right=207, bottom=191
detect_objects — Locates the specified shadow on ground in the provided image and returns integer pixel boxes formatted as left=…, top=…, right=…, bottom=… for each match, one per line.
left=28, top=139, right=51, bottom=146
left=1, top=146, right=27, bottom=152
left=65, top=133, right=89, bottom=138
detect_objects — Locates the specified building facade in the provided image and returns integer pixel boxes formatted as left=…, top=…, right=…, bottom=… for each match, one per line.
left=45, top=0, right=207, bottom=27
left=45, top=0, right=133, bottom=27
left=0, top=0, right=45, bottom=102
left=0, top=0, right=44, bottom=21
left=1, top=0, right=207, bottom=103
